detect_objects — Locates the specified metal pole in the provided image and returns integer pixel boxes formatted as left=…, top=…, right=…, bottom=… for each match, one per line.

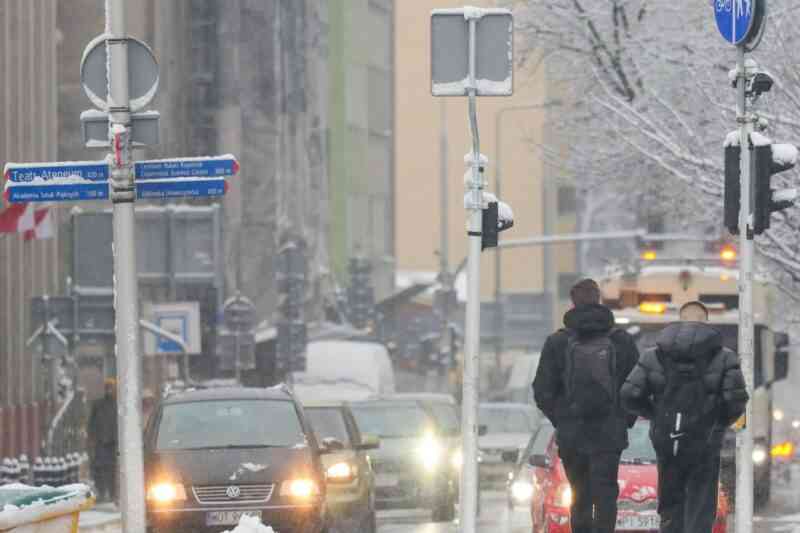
left=459, top=16, right=481, bottom=533
left=736, top=44, right=755, bottom=533
left=234, top=330, right=242, bottom=384
left=108, top=1, right=146, bottom=532
left=43, top=295, right=60, bottom=403
left=438, top=100, right=453, bottom=386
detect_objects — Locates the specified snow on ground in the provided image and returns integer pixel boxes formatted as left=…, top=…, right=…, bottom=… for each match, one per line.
left=222, top=514, right=275, bottom=533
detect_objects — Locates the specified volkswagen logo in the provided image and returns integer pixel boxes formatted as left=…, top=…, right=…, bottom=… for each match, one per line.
left=226, top=486, right=241, bottom=499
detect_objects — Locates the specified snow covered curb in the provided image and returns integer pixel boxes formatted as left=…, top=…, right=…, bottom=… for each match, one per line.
left=76, top=511, right=120, bottom=533
left=0, top=484, right=93, bottom=531
left=222, top=515, right=275, bottom=533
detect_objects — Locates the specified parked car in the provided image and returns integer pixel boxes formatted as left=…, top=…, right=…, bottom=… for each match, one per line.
left=304, top=401, right=379, bottom=533
left=478, top=403, right=541, bottom=485
left=350, top=398, right=456, bottom=522
left=521, top=419, right=730, bottom=533
left=143, top=386, right=329, bottom=533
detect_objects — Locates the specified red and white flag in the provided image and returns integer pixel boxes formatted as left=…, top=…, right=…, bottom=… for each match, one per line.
left=0, top=203, right=54, bottom=240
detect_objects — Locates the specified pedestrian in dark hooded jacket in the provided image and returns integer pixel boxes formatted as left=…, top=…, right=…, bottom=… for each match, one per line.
left=88, top=378, right=118, bottom=504
left=533, top=279, right=640, bottom=533
left=620, top=301, right=748, bottom=533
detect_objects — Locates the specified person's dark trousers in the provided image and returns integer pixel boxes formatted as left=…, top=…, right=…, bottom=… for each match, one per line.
left=657, top=449, right=721, bottom=533
left=559, top=448, right=621, bottom=533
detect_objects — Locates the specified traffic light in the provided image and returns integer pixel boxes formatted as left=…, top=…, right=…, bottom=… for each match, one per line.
left=482, top=202, right=499, bottom=250
left=752, top=138, right=799, bottom=235
left=348, top=256, right=374, bottom=329
left=724, top=142, right=741, bottom=235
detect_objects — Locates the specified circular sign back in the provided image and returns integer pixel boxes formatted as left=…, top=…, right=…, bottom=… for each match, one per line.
left=80, top=34, right=159, bottom=112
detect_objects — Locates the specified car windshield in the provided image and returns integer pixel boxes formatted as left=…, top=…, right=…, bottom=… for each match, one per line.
left=621, top=421, right=657, bottom=464
left=305, top=407, right=352, bottom=448
left=155, top=399, right=305, bottom=450
left=350, top=403, right=433, bottom=438
left=479, top=407, right=538, bottom=434
left=428, top=403, right=460, bottom=434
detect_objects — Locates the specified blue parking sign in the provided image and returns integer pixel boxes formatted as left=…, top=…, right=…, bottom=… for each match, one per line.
left=714, top=0, right=758, bottom=45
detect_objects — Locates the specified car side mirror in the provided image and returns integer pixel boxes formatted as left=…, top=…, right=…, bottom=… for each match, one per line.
left=357, top=433, right=380, bottom=451
left=528, top=453, right=551, bottom=469
left=320, top=437, right=345, bottom=454
left=478, top=425, right=488, bottom=437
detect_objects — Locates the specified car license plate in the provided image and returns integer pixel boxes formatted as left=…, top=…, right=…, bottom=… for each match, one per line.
left=375, top=474, right=399, bottom=487
left=205, top=510, right=262, bottom=526
left=616, top=513, right=660, bottom=530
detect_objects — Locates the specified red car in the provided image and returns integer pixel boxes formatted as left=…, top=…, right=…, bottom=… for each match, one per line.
left=510, top=419, right=729, bottom=532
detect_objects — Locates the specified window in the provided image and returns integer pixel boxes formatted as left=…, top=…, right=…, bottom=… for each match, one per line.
left=305, top=407, right=353, bottom=448
left=621, top=421, right=657, bottom=463
left=155, top=400, right=304, bottom=450
left=478, top=407, right=538, bottom=434
left=428, top=403, right=460, bottom=434
left=350, top=403, right=433, bottom=438
left=557, top=186, right=577, bottom=215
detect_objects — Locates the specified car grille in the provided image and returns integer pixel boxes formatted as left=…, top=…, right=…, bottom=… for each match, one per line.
left=192, top=484, right=275, bottom=505
left=618, top=499, right=657, bottom=512
left=372, top=459, right=405, bottom=474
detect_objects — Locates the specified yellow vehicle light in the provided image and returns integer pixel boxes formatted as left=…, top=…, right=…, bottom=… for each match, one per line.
left=641, top=250, right=657, bottom=261
left=280, top=478, right=319, bottom=499
left=771, top=442, right=794, bottom=458
left=639, top=302, right=666, bottom=314
left=720, top=246, right=737, bottom=262
left=326, top=462, right=356, bottom=482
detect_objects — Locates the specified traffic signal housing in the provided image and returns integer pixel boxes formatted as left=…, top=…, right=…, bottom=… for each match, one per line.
left=724, top=142, right=741, bottom=235
left=752, top=136, right=798, bottom=235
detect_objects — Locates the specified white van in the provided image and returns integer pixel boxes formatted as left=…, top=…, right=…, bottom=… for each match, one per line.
left=290, top=339, right=395, bottom=402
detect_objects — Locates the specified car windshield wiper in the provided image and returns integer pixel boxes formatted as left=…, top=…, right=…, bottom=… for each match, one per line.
left=168, top=444, right=285, bottom=450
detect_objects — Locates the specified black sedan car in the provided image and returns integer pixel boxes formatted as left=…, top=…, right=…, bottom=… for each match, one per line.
left=144, top=386, right=328, bottom=533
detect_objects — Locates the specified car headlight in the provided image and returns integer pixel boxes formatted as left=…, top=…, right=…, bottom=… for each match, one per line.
left=417, top=433, right=443, bottom=472
left=510, top=480, right=534, bottom=502
left=326, top=462, right=357, bottom=482
left=146, top=481, right=187, bottom=503
left=280, top=478, right=319, bottom=499
left=451, top=449, right=463, bottom=469
left=753, top=445, right=768, bottom=465
left=554, top=483, right=572, bottom=508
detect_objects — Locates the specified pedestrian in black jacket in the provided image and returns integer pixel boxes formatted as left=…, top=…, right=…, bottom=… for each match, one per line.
left=533, top=279, right=640, bottom=533
left=620, top=301, right=748, bottom=533
left=88, top=378, right=119, bottom=504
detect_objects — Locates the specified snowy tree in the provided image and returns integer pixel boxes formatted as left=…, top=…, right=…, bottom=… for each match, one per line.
left=512, top=0, right=800, bottom=300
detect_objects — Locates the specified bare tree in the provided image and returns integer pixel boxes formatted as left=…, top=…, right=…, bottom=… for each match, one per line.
left=514, top=0, right=800, bottom=300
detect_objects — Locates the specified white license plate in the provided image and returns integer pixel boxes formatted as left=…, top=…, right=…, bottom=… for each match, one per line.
left=376, top=474, right=399, bottom=487
left=205, top=510, right=262, bottom=526
left=616, top=513, right=660, bottom=530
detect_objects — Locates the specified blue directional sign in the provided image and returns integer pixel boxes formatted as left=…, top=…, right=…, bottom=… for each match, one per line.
left=134, top=155, right=238, bottom=180
left=4, top=161, right=109, bottom=183
left=3, top=161, right=110, bottom=203
left=714, top=0, right=757, bottom=45
left=136, top=178, right=227, bottom=200
left=5, top=182, right=109, bottom=203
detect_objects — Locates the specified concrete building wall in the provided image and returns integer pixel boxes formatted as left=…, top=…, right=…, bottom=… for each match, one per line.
left=0, top=0, right=61, bottom=408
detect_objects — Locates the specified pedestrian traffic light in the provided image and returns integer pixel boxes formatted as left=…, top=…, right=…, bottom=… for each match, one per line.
left=723, top=141, right=741, bottom=235
left=348, top=256, right=374, bottom=329
left=752, top=136, right=798, bottom=235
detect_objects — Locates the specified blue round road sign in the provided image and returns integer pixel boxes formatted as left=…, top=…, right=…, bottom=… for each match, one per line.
left=714, top=0, right=758, bottom=45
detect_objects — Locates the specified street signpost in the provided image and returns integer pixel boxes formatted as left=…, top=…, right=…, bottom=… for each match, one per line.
left=1, top=3, right=239, bottom=532
left=431, top=7, right=513, bottom=533
left=713, top=3, right=762, bottom=532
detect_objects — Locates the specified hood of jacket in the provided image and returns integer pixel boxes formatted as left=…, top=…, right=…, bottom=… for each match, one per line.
left=656, top=322, right=722, bottom=362
left=563, top=304, right=615, bottom=336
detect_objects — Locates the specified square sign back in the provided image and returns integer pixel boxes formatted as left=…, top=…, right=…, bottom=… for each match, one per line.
left=431, top=7, right=513, bottom=97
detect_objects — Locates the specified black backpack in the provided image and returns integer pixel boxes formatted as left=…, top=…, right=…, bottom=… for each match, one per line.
left=563, top=331, right=617, bottom=419
left=650, top=350, right=718, bottom=458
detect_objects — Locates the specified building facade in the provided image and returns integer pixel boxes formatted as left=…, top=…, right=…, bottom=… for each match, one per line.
left=0, top=0, right=61, bottom=457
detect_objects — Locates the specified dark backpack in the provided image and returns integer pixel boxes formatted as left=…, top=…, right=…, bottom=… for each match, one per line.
left=563, top=332, right=617, bottom=419
left=650, top=351, right=718, bottom=458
